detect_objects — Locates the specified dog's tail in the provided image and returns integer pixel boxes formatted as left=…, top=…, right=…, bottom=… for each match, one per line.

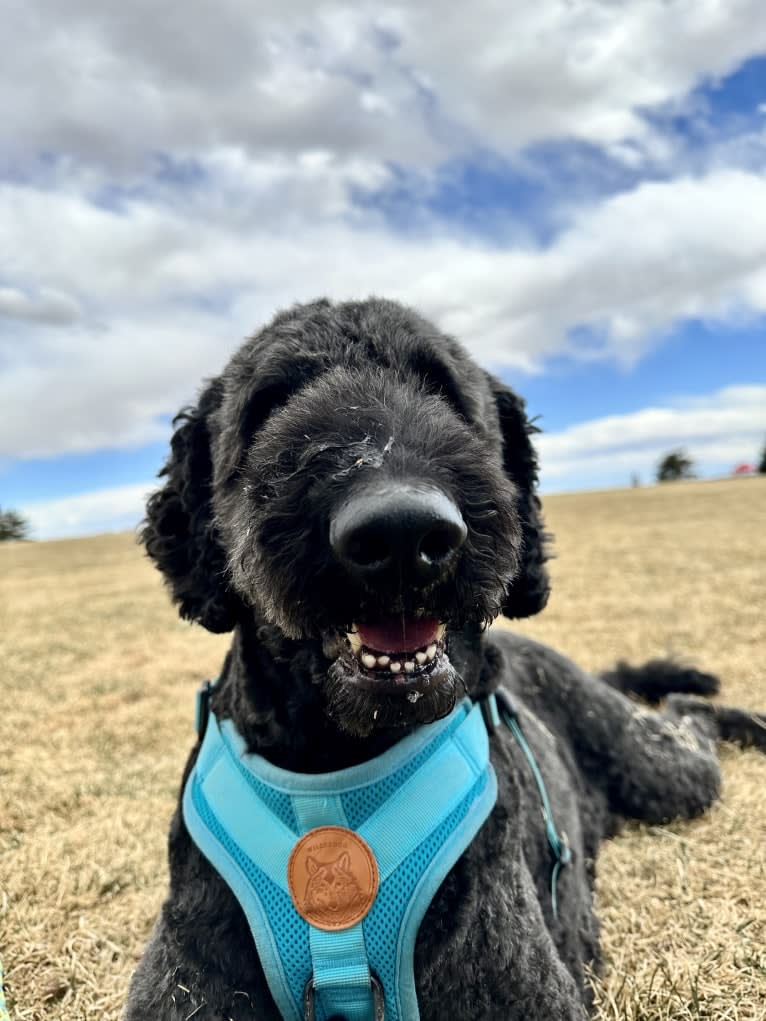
left=600, top=658, right=720, bottom=705
left=601, top=659, right=766, bottom=752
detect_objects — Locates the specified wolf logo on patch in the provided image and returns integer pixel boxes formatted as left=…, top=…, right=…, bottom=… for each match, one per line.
left=288, top=826, right=379, bottom=931
left=304, top=851, right=364, bottom=924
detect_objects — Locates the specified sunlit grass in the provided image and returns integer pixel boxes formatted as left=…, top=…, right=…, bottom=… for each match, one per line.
left=1, top=477, right=764, bottom=1019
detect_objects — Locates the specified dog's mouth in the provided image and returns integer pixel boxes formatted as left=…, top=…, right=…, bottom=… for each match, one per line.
left=345, top=617, right=446, bottom=695
left=324, top=614, right=459, bottom=736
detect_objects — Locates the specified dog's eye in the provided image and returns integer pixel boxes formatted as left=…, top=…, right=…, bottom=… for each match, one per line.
left=240, top=382, right=295, bottom=445
left=240, top=358, right=323, bottom=446
left=410, top=355, right=472, bottom=422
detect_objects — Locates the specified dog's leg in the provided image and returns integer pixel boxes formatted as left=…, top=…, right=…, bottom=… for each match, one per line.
left=664, top=694, right=766, bottom=751
left=496, top=635, right=724, bottom=825
left=611, top=694, right=723, bottom=822
left=123, top=918, right=186, bottom=1021
left=122, top=918, right=211, bottom=1021
left=558, top=671, right=766, bottom=829
left=419, top=851, right=590, bottom=1021
left=122, top=914, right=268, bottom=1021
left=493, top=859, right=590, bottom=1021
left=601, top=663, right=766, bottom=752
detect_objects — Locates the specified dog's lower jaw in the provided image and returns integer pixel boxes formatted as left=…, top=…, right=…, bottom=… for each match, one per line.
left=324, top=643, right=462, bottom=738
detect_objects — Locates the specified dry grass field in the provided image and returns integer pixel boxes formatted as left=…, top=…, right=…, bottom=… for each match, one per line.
left=1, top=477, right=765, bottom=1020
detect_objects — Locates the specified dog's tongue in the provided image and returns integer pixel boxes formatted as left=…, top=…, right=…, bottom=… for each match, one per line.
left=356, top=616, right=440, bottom=653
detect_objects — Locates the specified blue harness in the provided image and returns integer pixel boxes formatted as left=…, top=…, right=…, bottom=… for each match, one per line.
left=183, top=686, right=570, bottom=1021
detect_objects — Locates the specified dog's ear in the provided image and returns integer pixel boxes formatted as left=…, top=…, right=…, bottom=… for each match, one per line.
left=485, top=372, right=551, bottom=618
left=141, top=379, right=241, bottom=633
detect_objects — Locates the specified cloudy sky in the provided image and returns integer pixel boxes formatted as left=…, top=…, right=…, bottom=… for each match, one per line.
left=3, top=0, right=766, bottom=539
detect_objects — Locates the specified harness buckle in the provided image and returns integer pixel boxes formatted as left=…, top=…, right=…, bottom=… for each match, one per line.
left=479, top=694, right=501, bottom=735
left=493, top=686, right=522, bottom=722
left=303, top=973, right=385, bottom=1021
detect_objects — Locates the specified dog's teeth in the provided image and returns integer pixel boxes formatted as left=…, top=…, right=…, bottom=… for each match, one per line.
left=361, top=653, right=377, bottom=669
left=404, top=660, right=415, bottom=673
left=415, top=650, right=428, bottom=665
left=347, top=630, right=362, bottom=652
left=435, top=623, right=446, bottom=641
left=425, top=644, right=437, bottom=661
left=389, top=661, right=402, bottom=673
left=377, top=655, right=390, bottom=667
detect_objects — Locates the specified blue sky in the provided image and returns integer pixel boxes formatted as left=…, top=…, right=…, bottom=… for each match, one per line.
left=2, top=2, right=766, bottom=538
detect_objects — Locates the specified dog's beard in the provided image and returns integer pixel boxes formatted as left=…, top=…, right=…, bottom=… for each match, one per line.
left=323, top=623, right=463, bottom=738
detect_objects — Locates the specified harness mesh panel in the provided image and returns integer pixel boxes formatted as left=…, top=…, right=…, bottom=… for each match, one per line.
left=341, top=710, right=466, bottom=830
left=225, top=746, right=299, bottom=832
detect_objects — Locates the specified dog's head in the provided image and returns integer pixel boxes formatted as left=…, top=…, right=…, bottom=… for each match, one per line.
left=142, top=298, right=549, bottom=736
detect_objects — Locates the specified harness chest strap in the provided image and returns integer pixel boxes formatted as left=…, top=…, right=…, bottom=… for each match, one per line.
left=183, top=688, right=570, bottom=1021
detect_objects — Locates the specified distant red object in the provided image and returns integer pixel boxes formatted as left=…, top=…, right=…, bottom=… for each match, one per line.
left=733, top=463, right=755, bottom=475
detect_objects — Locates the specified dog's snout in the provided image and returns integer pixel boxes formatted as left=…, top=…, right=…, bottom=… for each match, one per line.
left=330, top=483, right=467, bottom=585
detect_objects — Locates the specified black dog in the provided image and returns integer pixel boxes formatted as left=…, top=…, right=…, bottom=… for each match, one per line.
left=125, top=298, right=765, bottom=1021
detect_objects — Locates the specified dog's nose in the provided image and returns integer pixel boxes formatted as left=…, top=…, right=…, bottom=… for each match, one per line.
left=330, top=483, right=467, bottom=585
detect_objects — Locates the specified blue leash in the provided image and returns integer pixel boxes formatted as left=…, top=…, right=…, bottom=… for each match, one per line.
left=487, top=689, right=572, bottom=920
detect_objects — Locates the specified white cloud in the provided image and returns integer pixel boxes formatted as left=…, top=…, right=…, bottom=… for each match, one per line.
left=536, top=384, right=766, bottom=487
left=0, top=313, right=233, bottom=458
left=3, top=1, right=766, bottom=168
left=390, top=1, right=766, bottom=155
left=0, top=1, right=441, bottom=170
left=3, top=166, right=766, bottom=459
left=20, top=481, right=155, bottom=540
left=0, top=287, right=81, bottom=325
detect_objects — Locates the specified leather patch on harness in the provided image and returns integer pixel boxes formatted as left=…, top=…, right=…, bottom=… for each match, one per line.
left=288, top=826, right=379, bottom=931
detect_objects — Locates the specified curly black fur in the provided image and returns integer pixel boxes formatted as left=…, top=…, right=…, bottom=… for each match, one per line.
left=126, top=297, right=763, bottom=1021
left=143, top=378, right=241, bottom=633
left=600, top=659, right=720, bottom=705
